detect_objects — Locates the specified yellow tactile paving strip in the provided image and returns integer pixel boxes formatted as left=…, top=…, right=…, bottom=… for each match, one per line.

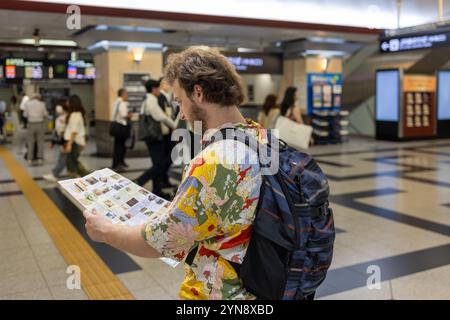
left=0, top=146, right=134, bottom=300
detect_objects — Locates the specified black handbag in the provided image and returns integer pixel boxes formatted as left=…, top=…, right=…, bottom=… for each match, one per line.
left=138, top=99, right=162, bottom=142
left=110, top=121, right=130, bottom=138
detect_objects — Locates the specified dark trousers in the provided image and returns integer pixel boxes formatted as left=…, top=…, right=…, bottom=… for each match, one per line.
left=162, top=134, right=175, bottom=183
left=136, top=139, right=170, bottom=194
left=20, top=111, right=27, bottom=129
left=66, top=143, right=89, bottom=178
left=112, top=136, right=127, bottom=168
left=0, top=115, right=4, bottom=135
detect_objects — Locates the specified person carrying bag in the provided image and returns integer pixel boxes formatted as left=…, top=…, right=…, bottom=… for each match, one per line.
left=135, top=79, right=179, bottom=198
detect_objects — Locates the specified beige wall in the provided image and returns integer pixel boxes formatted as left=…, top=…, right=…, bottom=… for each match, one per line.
left=241, top=74, right=282, bottom=105
left=94, top=50, right=163, bottom=121
left=281, top=56, right=343, bottom=113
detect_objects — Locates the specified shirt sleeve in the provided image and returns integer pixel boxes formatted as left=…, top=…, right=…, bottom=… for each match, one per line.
left=119, top=101, right=128, bottom=119
left=146, top=97, right=178, bottom=129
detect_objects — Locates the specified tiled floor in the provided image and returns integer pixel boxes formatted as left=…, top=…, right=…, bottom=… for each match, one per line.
left=1, top=135, right=450, bottom=299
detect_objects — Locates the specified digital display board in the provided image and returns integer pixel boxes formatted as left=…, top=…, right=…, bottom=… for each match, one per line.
left=5, top=58, right=44, bottom=79
left=438, top=71, right=450, bottom=120
left=67, top=60, right=96, bottom=79
left=1, top=58, right=94, bottom=81
left=5, top=65, right=15, bottom=79
left=163, top=50, right=282, bottom=74
left=47, top=60, right=68, bottom=79
left=224, top=53, right=282, bottom=74
left=376, top=70, right=400, bottom=122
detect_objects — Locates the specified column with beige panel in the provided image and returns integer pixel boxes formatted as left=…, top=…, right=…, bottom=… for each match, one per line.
left=280, top=56, right=343, bottom=116
left=94, top=49, right=163, bottom=156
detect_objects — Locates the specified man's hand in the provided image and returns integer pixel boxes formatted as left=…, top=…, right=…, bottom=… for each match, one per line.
left=83, top=209, right=116, bottom=243
left=83, top=209, right=161, bottom=258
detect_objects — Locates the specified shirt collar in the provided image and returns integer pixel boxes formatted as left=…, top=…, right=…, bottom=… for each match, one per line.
left=201, top=119, right=267, bottom=145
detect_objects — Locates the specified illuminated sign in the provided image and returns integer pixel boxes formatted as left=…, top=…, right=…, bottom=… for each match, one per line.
left=163, top=50, right=282, bottom=74
left=67, top=60, right=96, bottom=79
left=5, top=58, right=43, bottom=67
left=6, top=66, right=16, bottom=79
left=380, top=32, right=450, bottom=53
left=227, top=56, right=264, bottom=71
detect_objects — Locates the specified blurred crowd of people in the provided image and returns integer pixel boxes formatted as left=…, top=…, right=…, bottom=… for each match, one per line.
left=0, top=79, right=312, bottom=199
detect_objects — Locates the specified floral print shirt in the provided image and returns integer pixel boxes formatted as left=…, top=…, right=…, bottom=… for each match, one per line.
left=143, top=119, right=267, bottom=299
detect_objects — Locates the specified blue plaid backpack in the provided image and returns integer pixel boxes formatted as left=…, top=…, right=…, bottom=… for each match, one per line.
left=186, top=128, right=335, bottom=300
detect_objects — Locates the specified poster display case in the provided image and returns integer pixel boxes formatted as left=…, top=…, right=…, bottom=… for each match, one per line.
left=375, top=69, right=437, bottom=140
left=307, top=73, right=347, bottom=144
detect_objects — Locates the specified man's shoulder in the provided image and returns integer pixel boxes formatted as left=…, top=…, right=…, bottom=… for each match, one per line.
left=187, top=139, right=259, bottom=175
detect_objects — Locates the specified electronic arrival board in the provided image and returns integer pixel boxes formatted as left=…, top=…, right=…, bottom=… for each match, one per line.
left=1, top=58, right=95, bottom=81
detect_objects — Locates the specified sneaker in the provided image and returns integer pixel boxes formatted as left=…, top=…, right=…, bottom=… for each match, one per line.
left=112, top=165, right=126, bottom=172
left=43, top=174, right=58, bottom=182
left=161, top=180, right=176, bottom=189
left=153, top=191, right=172, bottom=201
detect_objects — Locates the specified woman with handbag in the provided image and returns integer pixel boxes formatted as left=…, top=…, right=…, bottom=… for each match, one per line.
left=257, top=94, right=280, bottom=129
left=110, top=88, right=131, bottom=170
left=281, top=86, right=305, bottom=124
left=274, top=87, right=314, bottom=149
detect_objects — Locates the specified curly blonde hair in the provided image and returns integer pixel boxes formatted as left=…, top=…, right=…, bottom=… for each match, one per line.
left=164, top=46, right=245, bottom=107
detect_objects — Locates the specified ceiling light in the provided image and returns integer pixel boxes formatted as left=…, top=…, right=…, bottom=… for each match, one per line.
left=95, top=25, right=165, bottom=33
left=87, top=41, right=163, bottom=52
left=307, top=37, right=346, bottom=44
left=131, top=47, right=144, bottom=62
left=4, top=38, right=77, bottom=47
left=237, top=47, right=259, bottom=53
left=302, top=50, right=347, bottom=57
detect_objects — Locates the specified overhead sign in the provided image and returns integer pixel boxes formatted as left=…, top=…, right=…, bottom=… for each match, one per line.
left=227, top=56, right=264, bottom=71
left=223, top=52, right=282, bottom=74
left=5, top=58, right=43, bottom=67
left=380, top=32, right=450, bottom=53
left=163, top=50, right=282, bottom=74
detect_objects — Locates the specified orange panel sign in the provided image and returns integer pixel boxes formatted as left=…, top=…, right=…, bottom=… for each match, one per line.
left=403, top=75, right=436, bottom=92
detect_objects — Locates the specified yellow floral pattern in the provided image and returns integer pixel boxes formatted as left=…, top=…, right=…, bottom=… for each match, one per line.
left=143, top=120, right=267, bottom=299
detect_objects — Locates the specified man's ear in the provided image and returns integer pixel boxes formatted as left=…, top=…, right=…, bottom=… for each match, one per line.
left=193, top=84, right=203, bottom=103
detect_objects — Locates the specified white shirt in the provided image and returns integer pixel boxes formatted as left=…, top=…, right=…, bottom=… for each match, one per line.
left=112, top=98, right=129, bottom=126
left=0, top=101, right=6, bottom=114
left=64, top=112, right=86, bottom=146
left=19, top=96, right=29, bottom=111
left=23, top=99, right=48, bottom=123
left=55, top=113, right=67, bottom=136
left=160, top=90, right=173, bottom=135
left=141, top=93, right=178, bottom=131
